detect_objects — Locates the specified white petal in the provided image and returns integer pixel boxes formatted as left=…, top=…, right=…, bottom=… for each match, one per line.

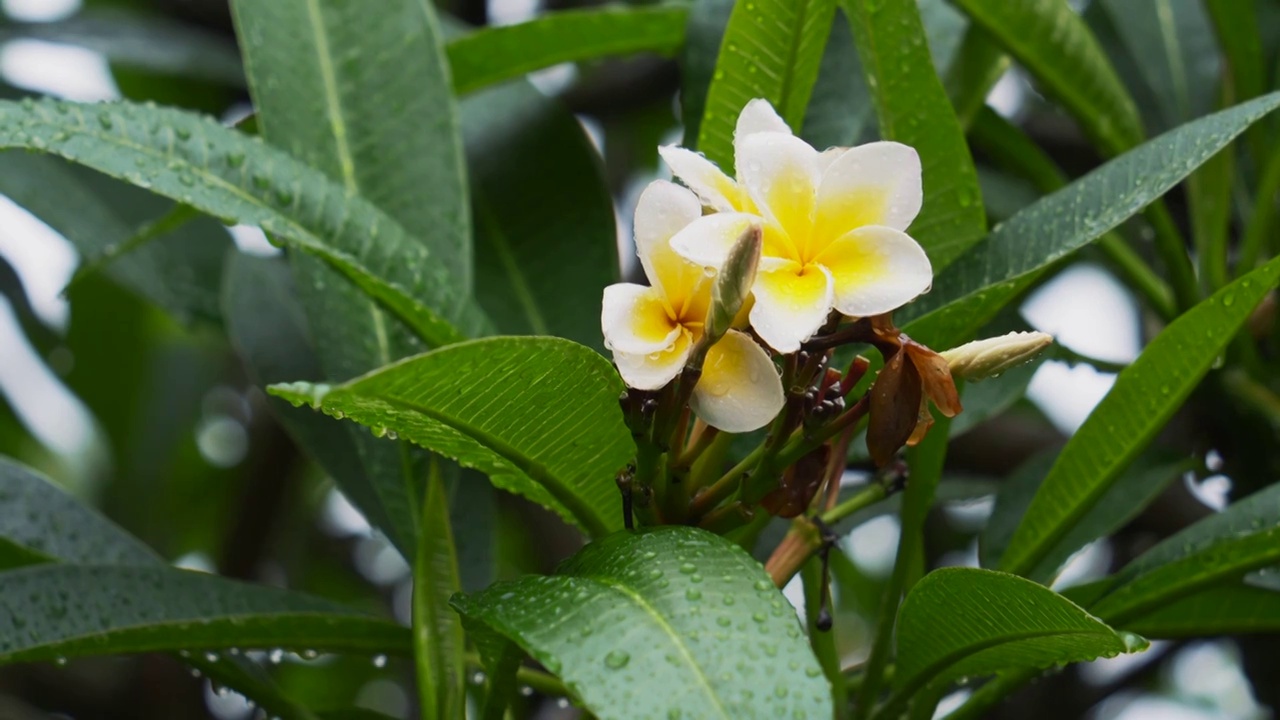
left=733, top=99, right=792, bottom=163
left=667, top=212, right=761, bottom=270
left=735, top=132, right=820, bottom=248
left=818, top=226, right=932, bottom=317
left=816, top=147, right=847, bottom=175
left=601, top=283, right=680, bottom=355
left=612, top=329, right=693, bottom=391
left=691, top=330, right=785, bottom=433
left=815, top=141, right=922, bottom=237
left=749, top=261, right=834, bottom=353
left=658, top=146, right=739, bottom=212
left=634, top=180, right=704, bottom=302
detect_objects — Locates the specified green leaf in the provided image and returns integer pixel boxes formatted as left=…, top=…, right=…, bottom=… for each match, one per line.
left=1121, top=585, right=1280, bottom=638
left=270, top=337, right=632, bottom=538
left=464, top=82, right=618, bottom=346
left=979, top=450, right=1190, bottom=583
left=0, top=152, right=231, bottom=324
left=230, top=0, right=468, bottom=286
left=843, top=0, right=986, bottom=268
left=680, top=0, right=734, bottom=145
left=799, top=9, right=873, bottom=149
left=0, top=97, right=476, bottom=346
left=1099, top=0, right=1220, bottom=130
left=451, top=526, right=831, bottom=720
left=0, top=9, right=245, bottom=87
left=944, top=26, right=1009, bottom=130
left=0, top=456, right=157, bottom=569
left=1087, top=482, right=1280, bottom=624
left=695, top=0, right=837, bottom=166
left=998, top=254, right=1280, bottom=578
left=413, top=467, right=465, bottom=720
left=0, top=564, right=409, bottom=666
left=1205, top=0, right=1266, bottom=103
left=890, top=568, right=1141, bottom=701
left=950, top=0, right=1144, bottom=155
left=447, top=5, right=688, bottom=95
left=902, top=91, right=1280, bottom=350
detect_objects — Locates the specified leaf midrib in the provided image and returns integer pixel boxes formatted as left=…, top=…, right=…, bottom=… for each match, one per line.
left=585, top=574, right=732, bottom=720
left=354, top=392, right=612, bottom=538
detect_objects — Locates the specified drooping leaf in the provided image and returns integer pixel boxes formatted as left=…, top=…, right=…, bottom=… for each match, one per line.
left=1087, top=482, right=1280, bottom=624
left=464, top=82, right=617, bottom=347
left=890, top=568, right=1141, bottom=702
left=696, top=0, right=838, bottom=166
left=0, top=456, right=157, bottom=569
left=447, top=5, right=687, bottom=95
left=270, top=337, right=632, bottom=538
left=979, top=450, right=1190, bottom=583
left=0, top=97, right=478, bottom=347
left=998, top=254, right=1280, bottom=578
left=902, top=91, right=1280, bottom=350
left=0, top=152, right=231, bottom=324
left=949, top=0, right=1144, bottom=155
left=413, top=468, right=465, bottom=720
left=1121, top=584, right=1280, bottom=638
left=451, top=527, right=831, bottom=720
left=0, top=9, right=245, bottom=87
left=843, top=0, right=986, bottom=268
left=0, top=564, right=410, bottom=665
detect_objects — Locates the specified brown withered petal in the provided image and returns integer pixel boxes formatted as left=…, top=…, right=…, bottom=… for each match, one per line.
left=866, top=350, right=923, bottom=467
left=904, top=339, right=962, bottom=418
left=761, top=444, right=831, bottom=518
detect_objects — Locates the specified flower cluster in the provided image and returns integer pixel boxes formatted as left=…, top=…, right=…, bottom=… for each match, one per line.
left=603, top=99, right=933, bottom=432
left=600, top=99, right=1050, bottom=529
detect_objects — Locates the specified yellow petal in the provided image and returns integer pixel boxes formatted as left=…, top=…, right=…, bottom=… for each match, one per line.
left=612, top=328, right=694, bottom=391
left=813, top=141, right=922, bottom=248
left=817, top=226, right=932, bottom=317
left=748, top=260, right=834, bottom=353
left=691, top=330, right=785, bottom=432
left=634, top=180, right=705, bottom=312
left=601, top=283, right=680, bottom=355
left=736, top=132, right=819, bottom=261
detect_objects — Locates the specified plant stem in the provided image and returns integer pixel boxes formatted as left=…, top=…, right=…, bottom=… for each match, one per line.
left=764, top=482, right=892, bottom=587
left=802, top=559, right=848, bottom=718
left=464, top=653, right=568, bottom=697
left=1239, top=133, right=1280, bottom=273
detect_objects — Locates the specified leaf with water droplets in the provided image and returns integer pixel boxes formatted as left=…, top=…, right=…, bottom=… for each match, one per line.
left=0, top=564, right=410, bottom=666
left=997, top=254, right=1280, bottom=579
left=1084, top=481, right=1280, bottom=625
left=695, top=0, right=838, bottom=166
left=269, top=336, right=633, bottom=538
left=843, top=0, right=986, bottom=268
left=889, top=568, right=1140, bottom=709
left=452, top=527, right=831, bottom=720
left=903, top=90, right=1280, bottom=351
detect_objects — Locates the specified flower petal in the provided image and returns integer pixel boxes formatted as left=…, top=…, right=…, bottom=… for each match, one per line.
left=817, top=226, right=932, bottom=317
left=736, top=132, right=820, bottom=258
left=601, top=283, right=680, bottom=355
left=734, top=99, right=792, bottom=159
left=749, top=260, right=834, bottom=353
left=668, top=212, right=761, bottom=270
left=612, top=328, right=693, bottom=391
left=691, top=330, right=785, bottom=432
left=814, top=141, right=922, bottom=242
left=634, top=179, right=705, bottom=308
left=658, top=146, right=740, bottom=212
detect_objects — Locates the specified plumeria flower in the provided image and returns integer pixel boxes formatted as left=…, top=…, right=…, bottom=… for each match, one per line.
left=600, top=180, right=785, bottom=433
left=658, top=99, right=933, bottom=353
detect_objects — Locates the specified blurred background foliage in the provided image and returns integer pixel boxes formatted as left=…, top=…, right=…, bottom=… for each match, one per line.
left=0, top=0, right=1277, bottom=718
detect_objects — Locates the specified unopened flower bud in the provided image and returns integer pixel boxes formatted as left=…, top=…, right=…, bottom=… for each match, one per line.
left=940, top=331, right=1054, bottom=381
left=704, top=224, right=763, bottom=345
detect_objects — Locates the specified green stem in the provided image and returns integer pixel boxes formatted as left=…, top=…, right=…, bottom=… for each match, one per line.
left=856, top=411, right=953, bottom=720
left=802, top=559, right=848, bottom=718
left=464, top=653, right=568, bottom=697
left=1239, top=133, right=1280, bottom=273
left=1144, top=200, right=1202, bottom=312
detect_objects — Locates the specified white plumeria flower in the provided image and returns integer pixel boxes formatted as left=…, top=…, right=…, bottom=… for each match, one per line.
left=601, top=180, right=784, bottom=433
left=658, top=99, right=933, bottom=353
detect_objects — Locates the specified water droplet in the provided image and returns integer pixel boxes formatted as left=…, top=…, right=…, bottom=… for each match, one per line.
left=686, top=588, right=703, bottom=601
left=204, top=652, right=220, bottom=663
left=471, top=670, right=487, bottom=684
left=97, top=111, right=113, bottom=130
left=372, top=654, right=387, bottom=668
left=722, top=595, right=735, bottom=606
left=252, top=174, right=270, bottom=190
left=716, top=616, right=732, bottom=627
left=604, top=650, right=631, bottom=669
left=519, top=685, right=534, bottom=697
left=226, top=151, right=246, bottom=168
left=1222, top=293, right=1235, bottom=306
left=679, top=562, right=697, bottom=574
left=268, top=649, right=284, bottom=664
